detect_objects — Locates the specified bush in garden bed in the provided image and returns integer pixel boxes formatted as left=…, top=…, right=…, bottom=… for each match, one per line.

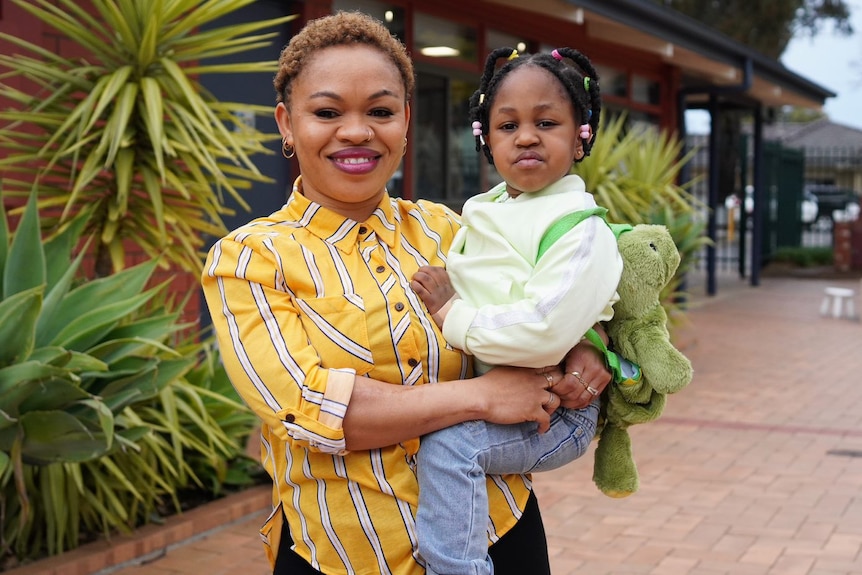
left=0, top=192, right=261, bottom=568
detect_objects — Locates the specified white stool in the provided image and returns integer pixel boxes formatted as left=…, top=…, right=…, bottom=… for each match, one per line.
left=820, top=286, right=856, bottom=319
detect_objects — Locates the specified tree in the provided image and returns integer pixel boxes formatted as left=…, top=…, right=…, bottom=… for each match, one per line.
left=778, top=107, right=828, bottom=123
left=659, top=0, right=853, bottom=202
left=660, top=0, right=852, bottom=58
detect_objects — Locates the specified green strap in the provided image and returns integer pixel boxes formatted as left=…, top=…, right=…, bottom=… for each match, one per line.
left=536, top=208, right=635, bottom=262
left=536, top=208, right=637, bottom=382
left=583, top=328, right=624, bottom=383
left=536, top=207, right=608, bottom=262
left=609, top=222, right=634, bottom=239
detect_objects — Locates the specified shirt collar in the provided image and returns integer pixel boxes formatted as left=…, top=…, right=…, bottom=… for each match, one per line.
left=284, top=177, right=399, bottom=252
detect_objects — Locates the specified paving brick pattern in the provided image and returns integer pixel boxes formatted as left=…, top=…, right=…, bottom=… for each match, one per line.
left=537, top=275, right=862, bottom=575
left=14, top=275, right=862, bottom=575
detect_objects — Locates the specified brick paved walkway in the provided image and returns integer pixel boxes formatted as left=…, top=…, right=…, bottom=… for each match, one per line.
left=62, top=275, right=862, bottom=575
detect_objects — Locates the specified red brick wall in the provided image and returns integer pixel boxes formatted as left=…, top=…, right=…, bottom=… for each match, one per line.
left=833, top=220, right=862, bottom=272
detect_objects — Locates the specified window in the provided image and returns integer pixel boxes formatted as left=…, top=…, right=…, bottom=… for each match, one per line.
left=332, top=0, right=405, bottom=39
left=632, top=74, right=660, bottom=105
left=594, top=66, right=663, bottom=130
left=414, top=13, right=477, bottom=65
left=414, top=72, right=484, bottom=208
left=595, top=64, right=627, bottom=98
left=487, top=29, right=528, bottom=54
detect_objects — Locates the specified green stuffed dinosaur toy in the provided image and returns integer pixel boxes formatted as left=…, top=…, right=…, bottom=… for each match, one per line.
left=588, top=224, right=694, bottom=498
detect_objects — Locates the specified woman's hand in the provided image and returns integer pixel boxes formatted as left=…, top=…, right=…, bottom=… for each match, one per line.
left=474, top=365, right=565, bottom=434
left=555, top=337, right=612, bottom=409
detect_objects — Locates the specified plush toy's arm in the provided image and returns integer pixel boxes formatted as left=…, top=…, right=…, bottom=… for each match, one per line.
left=606, top=385, right=667, bottom=427
left=627, top=325, right=693, bottom=395
left=607, top=303, right=693, bottom=396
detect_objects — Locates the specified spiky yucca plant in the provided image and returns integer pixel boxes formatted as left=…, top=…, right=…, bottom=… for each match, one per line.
left=0, top=0, right=295, bottom=275
left=575, top=114, right=702, bottom=223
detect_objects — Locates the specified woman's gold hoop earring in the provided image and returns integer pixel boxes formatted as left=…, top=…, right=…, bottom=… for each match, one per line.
left=402, top=137, right=408, bottom=156
left=282, top=139, right=295, bottom=159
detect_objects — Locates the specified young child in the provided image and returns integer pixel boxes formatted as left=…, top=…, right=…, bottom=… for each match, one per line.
left=410, top=47, right=623, bottom=575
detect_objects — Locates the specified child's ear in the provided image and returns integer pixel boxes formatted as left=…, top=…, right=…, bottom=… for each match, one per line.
left=574, top=142, right=585, bottom=161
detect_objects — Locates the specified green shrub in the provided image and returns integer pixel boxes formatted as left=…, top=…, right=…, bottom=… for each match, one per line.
left=0, top=192, right=259, bottom=566
left=771, top=246, right=833, bottom=267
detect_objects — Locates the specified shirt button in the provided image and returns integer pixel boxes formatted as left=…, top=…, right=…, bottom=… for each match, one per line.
left=285, top=414, right=295, bottom=423
left=376, top=265, right=385, bottom=273
left=408, top=358, right=418, bottom=367
left=358, top=226, right=367, bottom=234
left=395, top=302, right=404, bottom=311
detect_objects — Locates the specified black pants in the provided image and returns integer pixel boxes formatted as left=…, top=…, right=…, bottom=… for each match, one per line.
left=273, top=490, right=551, bottom=575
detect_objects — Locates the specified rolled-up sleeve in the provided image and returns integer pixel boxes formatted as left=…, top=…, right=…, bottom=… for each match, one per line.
left=202, top=234, right=354, bottom=455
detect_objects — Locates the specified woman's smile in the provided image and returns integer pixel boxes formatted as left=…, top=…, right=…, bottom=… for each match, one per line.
left=330, top=147, right=380, bottom=174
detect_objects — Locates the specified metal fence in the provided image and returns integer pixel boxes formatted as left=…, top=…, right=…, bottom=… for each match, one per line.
left=690, top=195, right=834, bottom=277
left=802, top=146, right=862, bottom=174
left=689, top=139, right=862, bottom=277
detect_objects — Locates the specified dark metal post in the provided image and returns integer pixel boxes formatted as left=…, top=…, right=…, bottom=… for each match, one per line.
left=706, top=94, right=720, bottom=296
left=751, top=105, right=764, bottom=286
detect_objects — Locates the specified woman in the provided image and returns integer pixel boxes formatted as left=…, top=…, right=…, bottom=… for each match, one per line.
left=201, top=11, right=612, bottom=575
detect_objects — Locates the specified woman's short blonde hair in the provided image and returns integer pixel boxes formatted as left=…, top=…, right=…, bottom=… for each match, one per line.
left=274, top=11, right=415, bottom=106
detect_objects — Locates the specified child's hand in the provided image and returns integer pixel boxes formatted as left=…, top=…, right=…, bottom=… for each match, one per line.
left=411, top=266, right=458, bottom=328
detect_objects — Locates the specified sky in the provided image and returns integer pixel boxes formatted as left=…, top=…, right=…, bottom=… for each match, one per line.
left=781, top=0, right=862, bottom=130
left=687, top=0, right=862, bottom=133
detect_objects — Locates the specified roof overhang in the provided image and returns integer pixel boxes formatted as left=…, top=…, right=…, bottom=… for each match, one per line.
left=484, top=0, right=836, bottom=111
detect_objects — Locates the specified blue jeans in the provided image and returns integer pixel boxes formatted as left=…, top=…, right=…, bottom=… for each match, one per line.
left=416, top=401, right=599, bottom=575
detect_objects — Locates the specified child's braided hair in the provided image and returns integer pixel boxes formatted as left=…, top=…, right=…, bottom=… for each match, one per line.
left=468, top=47, right=601, bottom=166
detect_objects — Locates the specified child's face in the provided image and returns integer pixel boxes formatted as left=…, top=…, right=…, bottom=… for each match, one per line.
left=486, top=65, right=584, bottom=198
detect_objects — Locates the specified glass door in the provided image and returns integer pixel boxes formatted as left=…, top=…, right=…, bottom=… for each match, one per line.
left=413, top=71, right=485, bottom=210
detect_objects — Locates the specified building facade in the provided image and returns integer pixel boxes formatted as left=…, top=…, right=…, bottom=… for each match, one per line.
left=0, top=0, right=840, bottom=306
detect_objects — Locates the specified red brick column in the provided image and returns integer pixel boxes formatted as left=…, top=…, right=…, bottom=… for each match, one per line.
left=833, top=218, right=862, bottom=272
left=834, top=221, right=852, bottom=272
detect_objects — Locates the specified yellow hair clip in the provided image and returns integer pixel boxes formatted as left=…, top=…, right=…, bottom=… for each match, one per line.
left=508, top=50, right=519, bottom=61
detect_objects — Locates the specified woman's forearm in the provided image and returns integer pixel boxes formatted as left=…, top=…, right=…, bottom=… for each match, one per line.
left=342, top=376, right=486, bottom=451
left=342, top=365, right=563, bottom=451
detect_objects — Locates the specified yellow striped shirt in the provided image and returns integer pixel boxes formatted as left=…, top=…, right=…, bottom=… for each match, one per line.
left=201, top=179, right=532, bottom=575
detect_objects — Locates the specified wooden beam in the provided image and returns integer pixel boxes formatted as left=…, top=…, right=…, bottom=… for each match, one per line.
left=585, top=17, right=673, bottom=58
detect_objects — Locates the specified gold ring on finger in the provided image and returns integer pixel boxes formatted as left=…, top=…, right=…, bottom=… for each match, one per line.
left=544, top=372, right=555, bottom=388
left=571, top=372, right=587, bottom=388
left=586, top=385, right=599, bottom=396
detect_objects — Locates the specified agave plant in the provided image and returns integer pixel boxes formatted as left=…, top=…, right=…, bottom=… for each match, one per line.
left=574, top=113, right=711, bottom=324
left=0, top=191, right=257, bottom=563
left=575, top=113, right=703, bottom=223
left=0, top=0, right=295, bottom=275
